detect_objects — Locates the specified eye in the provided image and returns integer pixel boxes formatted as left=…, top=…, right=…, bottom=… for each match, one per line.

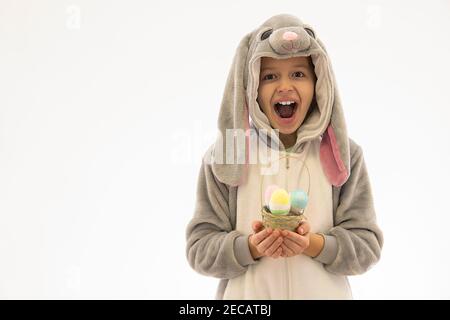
left=293, top=71, right=305, bottom=78
left=304, top=27, right=315, bottom=38
left=260, top=29, right=273, bottom=40
left=262, top=74, right=276, bottom=81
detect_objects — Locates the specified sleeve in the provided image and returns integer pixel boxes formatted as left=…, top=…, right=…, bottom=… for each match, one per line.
left=185, top=158, right=258, bottom=279
left=313, top=142, right=384, bottom=275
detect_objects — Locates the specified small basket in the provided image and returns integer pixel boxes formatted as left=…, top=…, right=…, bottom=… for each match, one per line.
left=261, top=206, right=305, bottom=231
left=260, top=151, right=310, bottom=232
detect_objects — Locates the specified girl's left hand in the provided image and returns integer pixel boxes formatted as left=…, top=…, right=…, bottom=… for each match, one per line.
left=280, top=220, right=311, bottom=257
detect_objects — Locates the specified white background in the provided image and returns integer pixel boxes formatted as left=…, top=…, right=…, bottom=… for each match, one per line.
left=1, top=0, right=449, bottom=299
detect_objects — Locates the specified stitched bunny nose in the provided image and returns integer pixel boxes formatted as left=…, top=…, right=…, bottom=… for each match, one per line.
left=282, top=31, right=298, bottom=41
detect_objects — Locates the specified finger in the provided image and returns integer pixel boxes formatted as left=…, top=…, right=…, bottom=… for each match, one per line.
left=281, top=243, right=295, bottom=257
left=252, top=227, right=272, bottom=245
left=270, top=247, right=283, bottom=259
left=283, top=237, right=302, bottom=254
left=297, top=221, right=311, bottom=235
left=264, top=236, right=284, bottom=256
left=285, top=234, right=308, bottom=250
left=285, top=231, right=305, bottom=246
left=252, top=220, right=264, bottom=233
left=258, top=230, right=281, bottom=254
left=261, top=231, right=282, bottom=255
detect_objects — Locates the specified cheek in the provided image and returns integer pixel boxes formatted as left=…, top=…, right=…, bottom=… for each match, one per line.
left=307, top=81, right=316, bottom=95
left=298, top=82, right=315, bottom=100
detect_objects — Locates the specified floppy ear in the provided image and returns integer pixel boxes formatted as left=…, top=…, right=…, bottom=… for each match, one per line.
left=210, top=32, right=252, bottom=186
left=315, top=38, right=351, bottom=187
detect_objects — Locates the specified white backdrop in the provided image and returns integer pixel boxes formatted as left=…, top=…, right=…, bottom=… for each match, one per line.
left=1, top=0, right=449, bottom=299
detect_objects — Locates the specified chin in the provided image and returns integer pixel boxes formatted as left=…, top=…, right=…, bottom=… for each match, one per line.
left=277, top=126, right=299, bottom=135
left=271, top=118, right=302, bottom=135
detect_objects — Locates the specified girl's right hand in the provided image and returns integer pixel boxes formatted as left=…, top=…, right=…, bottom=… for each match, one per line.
left=248, top=220, right=284, bottom=259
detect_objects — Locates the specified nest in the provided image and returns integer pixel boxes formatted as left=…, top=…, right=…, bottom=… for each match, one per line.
left=261, top=205, right=305, bottom=232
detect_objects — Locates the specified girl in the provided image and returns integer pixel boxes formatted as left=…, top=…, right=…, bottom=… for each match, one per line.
left=186, top=14, right=383, bottom=300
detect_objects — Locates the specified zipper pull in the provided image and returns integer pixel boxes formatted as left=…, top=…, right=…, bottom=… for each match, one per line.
left=286, top=153, right=290, bottom=170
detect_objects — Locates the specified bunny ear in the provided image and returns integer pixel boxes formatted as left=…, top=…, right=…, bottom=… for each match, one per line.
left=208, top=19, right=351, bottom=187
left=210, top=32, right=252, bottom=186
left=315, top=38, right=351, bottom=187
left=320, top=124, right=349, bottom=187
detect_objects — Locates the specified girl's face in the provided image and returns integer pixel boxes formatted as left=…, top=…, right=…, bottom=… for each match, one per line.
left=257, top=56, right=316, bottom=135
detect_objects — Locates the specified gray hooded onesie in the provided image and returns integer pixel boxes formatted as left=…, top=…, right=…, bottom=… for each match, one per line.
left=185, top=14, right=383, bottom=299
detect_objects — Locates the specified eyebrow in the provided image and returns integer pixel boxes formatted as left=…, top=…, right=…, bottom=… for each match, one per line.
left=261, top=64, right=310, bottom=71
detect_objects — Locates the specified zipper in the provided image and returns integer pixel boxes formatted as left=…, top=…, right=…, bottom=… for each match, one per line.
left=284, top=152, right=290, bottom=299
left=285, top=153, right=289, bottom=190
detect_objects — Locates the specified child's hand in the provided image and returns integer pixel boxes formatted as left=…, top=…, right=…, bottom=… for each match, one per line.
left=248, top=220, right=284, bottom=259
left=279, top=220, right=311, bottom=258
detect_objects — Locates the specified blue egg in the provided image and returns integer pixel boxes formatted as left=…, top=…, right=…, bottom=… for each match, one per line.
left=290, top=189, right=308, bottom=209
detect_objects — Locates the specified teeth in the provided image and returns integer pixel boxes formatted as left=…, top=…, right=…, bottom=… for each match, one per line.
left=276, top=101, right=295, bottom=105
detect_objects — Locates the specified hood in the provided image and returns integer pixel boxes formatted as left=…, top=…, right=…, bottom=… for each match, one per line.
left=209, top=14, right=350, bottom=187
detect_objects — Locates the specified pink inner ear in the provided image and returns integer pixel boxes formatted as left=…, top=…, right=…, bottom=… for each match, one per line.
left=320, top=125, right=348, bottom=187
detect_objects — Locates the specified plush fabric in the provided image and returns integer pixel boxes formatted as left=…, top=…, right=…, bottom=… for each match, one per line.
left=210, top=14, right=351, bottom=187
left=186, top=14, right=384, bottom=299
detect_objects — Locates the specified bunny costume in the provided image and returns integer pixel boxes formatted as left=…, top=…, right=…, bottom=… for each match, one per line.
left=185, top=14, right=383, bottom=299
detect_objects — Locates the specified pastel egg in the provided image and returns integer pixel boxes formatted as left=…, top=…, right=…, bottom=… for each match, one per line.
left=269, top=189, right=290, bottom=215
left=264, top=184, right=280, bottom=206
left=290, top=189, right=308, bottom=209
left=269, top=203, right=290, bottom=215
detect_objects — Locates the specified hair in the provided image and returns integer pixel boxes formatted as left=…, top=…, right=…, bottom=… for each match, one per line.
left=305, top=95, right=317, bottom=120
left=305, top=55, right=317, bottom=120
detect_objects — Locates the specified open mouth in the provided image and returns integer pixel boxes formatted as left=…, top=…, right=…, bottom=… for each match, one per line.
left=273, top=101, right=298, bottom=118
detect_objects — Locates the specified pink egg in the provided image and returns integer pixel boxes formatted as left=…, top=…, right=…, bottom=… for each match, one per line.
left=264, top=185, right=280, bottom=206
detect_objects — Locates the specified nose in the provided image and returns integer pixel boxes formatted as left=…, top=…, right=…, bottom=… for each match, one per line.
left=282, top=31, right=298, bottom=41
left=278, top=87, right=294, bottom=94
left=277, top=78, right=294, bottom=94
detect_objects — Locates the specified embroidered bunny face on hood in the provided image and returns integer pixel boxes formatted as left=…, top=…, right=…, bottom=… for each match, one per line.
left=209, top=14, right=350, bottom=188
